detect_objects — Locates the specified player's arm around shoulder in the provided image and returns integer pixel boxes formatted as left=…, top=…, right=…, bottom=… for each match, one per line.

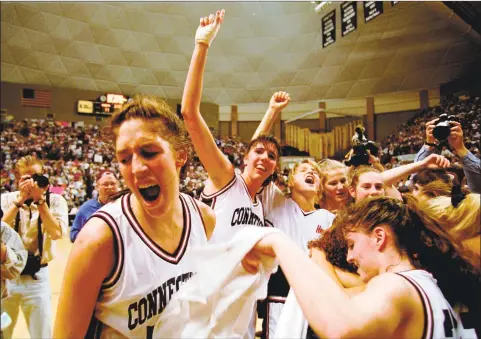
left=54, top=217, right=115, bottom=339
left=339, top=273, right=420, bottom=339
left=195, top=199, right=216, bottom=240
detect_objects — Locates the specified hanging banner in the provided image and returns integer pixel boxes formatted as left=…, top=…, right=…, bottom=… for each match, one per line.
left=364, top=1, right=383, bottom=22
left=341, top=2, right=358, bottom=37
left=322, top=9, right=336, bottom=48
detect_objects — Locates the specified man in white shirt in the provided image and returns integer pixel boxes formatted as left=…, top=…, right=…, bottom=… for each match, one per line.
left=0, top=155, right=68, bottom=339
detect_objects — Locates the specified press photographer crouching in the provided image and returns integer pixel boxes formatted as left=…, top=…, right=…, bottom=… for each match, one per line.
left=0, top=155, right=68, bottom=339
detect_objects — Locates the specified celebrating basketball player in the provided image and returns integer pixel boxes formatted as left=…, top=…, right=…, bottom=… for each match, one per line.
left=317, top=159, right=351, bottom=214
left=250, top=92, right=335, bottom=337
left=54, top=96, right=216, bottom=338
left=181, top=9, right=279, bottom=244
left=181, top=10, right=284, bottom=338
left=250, top=196, right=480, bottom=339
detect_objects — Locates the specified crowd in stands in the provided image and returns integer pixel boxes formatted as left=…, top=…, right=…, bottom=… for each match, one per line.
left=379, top=96, right=481, bottom=167
left=1, top=95, right=479, bottom=213
left=0, top=120, right=251, bottom=211
left=1, top=120, right=122, bottom=214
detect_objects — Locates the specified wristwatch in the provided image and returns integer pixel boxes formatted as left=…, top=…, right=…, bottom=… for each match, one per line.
left=36, top=198, right=46, bottom=206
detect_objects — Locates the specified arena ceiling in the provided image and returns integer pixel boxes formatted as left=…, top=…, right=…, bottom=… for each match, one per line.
left=1, top=1, right=480, bottom=105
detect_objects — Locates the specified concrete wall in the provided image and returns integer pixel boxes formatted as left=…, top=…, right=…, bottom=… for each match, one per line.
left=219, top=121, right=230, bottom=138
left=375, top=110, right=421, bottom=142
left=237, top=121, right=260, bottom=142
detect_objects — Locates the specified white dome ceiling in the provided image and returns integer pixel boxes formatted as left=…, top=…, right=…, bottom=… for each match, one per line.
left=1, top=1, right=480, bottom=105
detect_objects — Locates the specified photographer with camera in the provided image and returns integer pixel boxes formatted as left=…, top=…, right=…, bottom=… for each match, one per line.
left=0, top=155, right=68, bottom=339
left=344, top=125, right=381, bottom=169
left=345, top=125, right=451, bottom=200
left=415, top=118, right=480, bottom=194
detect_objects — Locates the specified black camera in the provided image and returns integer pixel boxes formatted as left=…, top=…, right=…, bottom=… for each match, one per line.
left=432, top=113, right=459, bottom=141
left=345, top=126, right=379, bottom=167
left=31, top=173, right=50, bottom=188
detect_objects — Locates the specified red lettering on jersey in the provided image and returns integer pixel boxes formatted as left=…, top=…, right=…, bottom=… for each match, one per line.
left=316, top=225, right=324, bottom=234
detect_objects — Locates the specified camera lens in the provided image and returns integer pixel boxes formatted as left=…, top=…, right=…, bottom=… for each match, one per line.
left=32, top=174, right=50, bottom=188
left=433, top=123, right=450, bottom=141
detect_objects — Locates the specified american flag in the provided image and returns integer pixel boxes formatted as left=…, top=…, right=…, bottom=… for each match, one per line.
left=21, top=88, right=51, bottom=108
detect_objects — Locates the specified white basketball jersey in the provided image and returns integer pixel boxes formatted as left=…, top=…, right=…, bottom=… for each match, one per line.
left=86, top=193, right=208, bottom=339
left=396, top=270, right=477, bottom=339
left=201, top=174, right=265, bottom=244
left=259, top=183, right=335, bottom=251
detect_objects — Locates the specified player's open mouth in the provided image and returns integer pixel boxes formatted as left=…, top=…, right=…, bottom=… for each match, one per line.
left=139, top=184, right=160, bottom=202
left=305, top=176, right=314, bottom=184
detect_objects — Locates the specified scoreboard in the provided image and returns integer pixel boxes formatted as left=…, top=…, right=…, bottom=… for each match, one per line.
left=77, top=93, right=132, bottom=116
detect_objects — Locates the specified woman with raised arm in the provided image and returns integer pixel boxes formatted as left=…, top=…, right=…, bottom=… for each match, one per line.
left=316, top=152, right=450, bottom=213
left=251, top=196, right=480, bottom=339
left=252, top=93, right=335, bottom=338
left=54, top=96, right=216, bottom=338
left=181, top=10, right=281, bottom=244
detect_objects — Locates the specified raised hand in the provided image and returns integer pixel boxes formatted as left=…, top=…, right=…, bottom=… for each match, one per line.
left=195, top=9, right=225, bottom=47
left=18, top=175, right=33, bottom=204
left=422, top=154, right=450, bottom=169
left=269, top=91, right=291, bottom=112
left=424, top=119, right=438, bottom=145
left=447, top=121, right=466, bottom=155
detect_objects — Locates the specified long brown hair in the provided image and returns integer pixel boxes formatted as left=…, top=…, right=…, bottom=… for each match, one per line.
left=338, top=195, right=480, bottom=310
left=423, top=193, right=480, bottom=241
left=308, top=223, right=357, bottom=273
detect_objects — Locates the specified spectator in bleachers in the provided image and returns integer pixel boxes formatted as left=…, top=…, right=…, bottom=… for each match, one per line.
left=70, top=170, right=120, bottom=243
left=380, top=96, right=480, bottom=163
left=2, top=95, right=477, bottom=209
left=1, top=119, right=254, bottom=211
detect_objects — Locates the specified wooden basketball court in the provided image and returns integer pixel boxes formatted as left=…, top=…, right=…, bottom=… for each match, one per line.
left=11, top=237, right=71, bottom=339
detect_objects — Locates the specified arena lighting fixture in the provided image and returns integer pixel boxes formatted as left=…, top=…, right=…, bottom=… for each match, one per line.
left=315, top=1, right=332, bottom=14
